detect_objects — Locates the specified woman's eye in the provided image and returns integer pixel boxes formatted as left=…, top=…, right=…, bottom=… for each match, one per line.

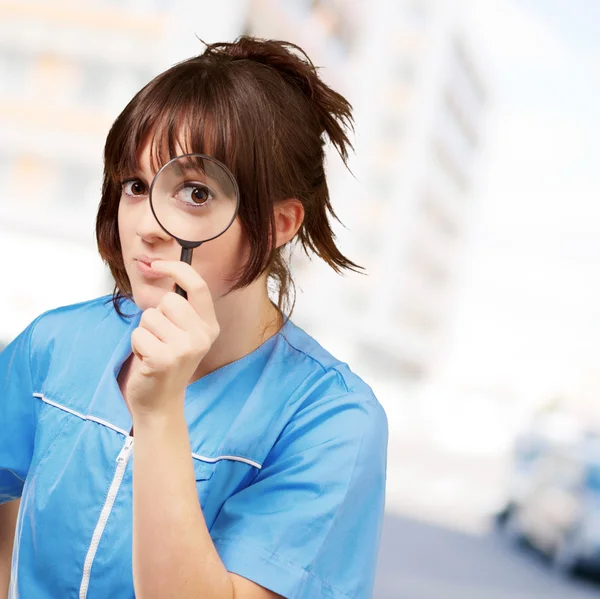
left=121, top=179, right=147, bottom=197
left=191, top=186, right=210, bottom=204
left=176, top=183, right=213, bottom=207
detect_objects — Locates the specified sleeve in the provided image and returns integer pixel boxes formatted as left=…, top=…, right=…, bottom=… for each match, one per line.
left=0, top=317, right=42, bottom=504
left=210, top=391, right=388, bottom=599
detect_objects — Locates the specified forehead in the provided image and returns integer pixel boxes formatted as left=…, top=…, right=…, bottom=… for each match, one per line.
left=136, top=130, right=198, bottom=178
left=112, top=102, right=229, bottom=186
left=133, top=129, right=238, bottom=199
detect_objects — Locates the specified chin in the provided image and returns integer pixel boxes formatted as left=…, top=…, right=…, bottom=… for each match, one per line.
left=130, top=282, right=171, bottom=311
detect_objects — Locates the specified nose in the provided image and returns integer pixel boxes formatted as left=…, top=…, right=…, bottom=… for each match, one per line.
left=136, top=198, right=172, bottom=244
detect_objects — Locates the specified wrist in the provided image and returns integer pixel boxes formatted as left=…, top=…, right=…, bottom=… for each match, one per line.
left=131, top=394, right=186, bottom=431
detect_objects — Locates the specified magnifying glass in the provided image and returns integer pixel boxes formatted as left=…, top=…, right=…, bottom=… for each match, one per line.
left=149, top=153, right=240, bottom=299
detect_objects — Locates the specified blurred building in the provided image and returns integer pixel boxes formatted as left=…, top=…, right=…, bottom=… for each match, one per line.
left=0, top=1, right=154, bottom=339
left=246, top=0, right=489, bottom=383
left=0, top=0, right=488, bottom=386
left=0, top=0, right=245, bottom=341
left=356, top=0, right=488, bottom=383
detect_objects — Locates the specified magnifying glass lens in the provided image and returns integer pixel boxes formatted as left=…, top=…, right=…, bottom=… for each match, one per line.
left=151, top=154, right=238, bottom=244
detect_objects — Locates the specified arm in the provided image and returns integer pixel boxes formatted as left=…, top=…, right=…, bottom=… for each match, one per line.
left=0, top=316, right=44, bottom=599
left=127, top=252, right=387, bottom=597
left=132, top=407, right=282, bottom=599
left=127, top=261, right=282, bottom=599
left=0, top=499, right=20, bottom=599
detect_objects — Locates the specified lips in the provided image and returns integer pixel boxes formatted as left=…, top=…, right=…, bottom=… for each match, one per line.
left=135, top=255, right=160, bottom=267
left=134, top=256, right=164, bottom=279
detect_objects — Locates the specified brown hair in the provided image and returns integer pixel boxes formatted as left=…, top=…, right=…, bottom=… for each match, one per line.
left=96, top=35, right=363, bottom=317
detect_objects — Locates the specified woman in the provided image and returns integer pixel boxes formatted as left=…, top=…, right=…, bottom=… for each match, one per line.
left=0, top=37, right=388, bottom=599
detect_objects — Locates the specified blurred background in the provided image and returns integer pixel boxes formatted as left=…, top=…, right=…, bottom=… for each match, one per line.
left=1, top=0, right=600, bottom=596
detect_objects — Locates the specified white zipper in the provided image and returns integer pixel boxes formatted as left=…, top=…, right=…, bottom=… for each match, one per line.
left=116, top=436, right=134, bottom=464
left=79, top=436, right=134, bottom=599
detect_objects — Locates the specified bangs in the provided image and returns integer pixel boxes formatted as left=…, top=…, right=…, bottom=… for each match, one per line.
left=98, top=36, right=360, bottom=320
left=105, top=62, right=239, bottom=184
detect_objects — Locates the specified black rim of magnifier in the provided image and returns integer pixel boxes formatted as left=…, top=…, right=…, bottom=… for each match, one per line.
left=148, top=152, right=240, bottom=248
left=148, top=153, right=241, bottom=298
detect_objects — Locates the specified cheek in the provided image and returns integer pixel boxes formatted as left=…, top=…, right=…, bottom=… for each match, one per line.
left=117, top=201, right=127, bottom=250
left=191, top=222, right=248, bottom=286
left=223, top=220, right=249, bottom=262
left=217, top=220, right=247, bottom=268
left=117, top=200, right=141, bottom=262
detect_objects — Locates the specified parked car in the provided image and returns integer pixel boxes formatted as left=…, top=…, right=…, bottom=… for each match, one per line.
left=498, top=430, right=600, bottom=577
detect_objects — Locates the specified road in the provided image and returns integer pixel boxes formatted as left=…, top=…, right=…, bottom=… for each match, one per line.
left=374, top=513, right=600, bottom=599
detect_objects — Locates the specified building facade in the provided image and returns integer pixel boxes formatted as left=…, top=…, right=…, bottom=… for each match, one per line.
left=1, top=0, right=488, bottom=385
left=245, top=0, right=489, bottom=382
left=0, top=0, right=245, bottom=341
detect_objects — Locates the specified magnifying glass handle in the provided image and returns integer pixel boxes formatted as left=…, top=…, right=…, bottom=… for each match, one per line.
left=175, top=246, right=194, bottom=300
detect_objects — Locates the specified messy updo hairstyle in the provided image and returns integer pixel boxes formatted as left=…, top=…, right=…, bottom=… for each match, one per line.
left=96, top=36, right=362, bottom=317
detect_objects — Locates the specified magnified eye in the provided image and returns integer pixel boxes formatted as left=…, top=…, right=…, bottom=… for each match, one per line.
left=121, top=179, right=147, bottom=197
left=176, top=183, right=214, bottom=208
left=191, top=186, right=209, bottom=204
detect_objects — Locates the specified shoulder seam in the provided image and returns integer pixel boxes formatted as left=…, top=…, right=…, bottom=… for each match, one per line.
left=27, top=310, right=53, bottom=436
left=265, top=389, right=379, bottom=467
left=27, top=309, right=55, bottom=388
left=280, top=335, right=350, bottom=393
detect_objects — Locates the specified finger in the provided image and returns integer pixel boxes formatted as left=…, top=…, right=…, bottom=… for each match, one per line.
left=151, top=260, right=218, bottom=328
left=158, top=291, right=202, bottom=331
left=148, top=295, right=214, bottom=364
left=140, top=307, right=186, bottom=344
left=131, top=326, right=165, bottom=361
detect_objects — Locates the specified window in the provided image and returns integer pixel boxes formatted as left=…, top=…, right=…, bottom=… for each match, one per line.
left=420, top=190, right=459, bottom=239
left=407, top=243, right=448, bottom=289
left=56, top=163, right=98, bottom=209
left=406, top=0, right=430, bottom=25
left=0, top=48, right=33, bottom=97
left=12, top=155, right=55, bottom=205
left=443, top=88, right=479, bottom=151
left=371, top=173, right=395, bottom=199
left=356, top=340, right=426, bottom=381
left=312, top=0, right=356, bottom=55
left=394, top=60, right=415, bottom=83
left=362, top=228, right=383, bottom=256
left=381, top=115, right=404, bottom=142
left=104, top=67, right=152, bottom=111
left=0, top=154, right=14, bottom=195
left=452, top=37, right=486, bottom=106
left=432, top=139, right=469, bottom=195
left=80, top=60, right=113, bottom=107
left=136, top=67, right=154, bottom=90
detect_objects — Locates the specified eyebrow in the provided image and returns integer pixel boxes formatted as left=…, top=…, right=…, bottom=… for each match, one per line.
left=119, top=168, right=154, bottom=183
left=169, top=159, right=208, bottom=176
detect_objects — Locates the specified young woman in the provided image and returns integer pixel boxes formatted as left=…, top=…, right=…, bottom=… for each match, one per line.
left=0, top=37, right=388, bottom=599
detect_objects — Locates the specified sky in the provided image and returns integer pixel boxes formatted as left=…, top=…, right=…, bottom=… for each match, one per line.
left=442, top=0, right=600, bottom=402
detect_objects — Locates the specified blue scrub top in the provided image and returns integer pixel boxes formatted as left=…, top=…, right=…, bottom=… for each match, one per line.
left=0, top=295, right=388, bottom=599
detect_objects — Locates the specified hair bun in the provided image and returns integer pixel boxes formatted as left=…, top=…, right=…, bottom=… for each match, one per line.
left=204, top=36, right=354, bottom=163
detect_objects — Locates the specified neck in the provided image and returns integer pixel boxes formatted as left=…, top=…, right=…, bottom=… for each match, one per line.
left=191, top=278, right=282, bottom=382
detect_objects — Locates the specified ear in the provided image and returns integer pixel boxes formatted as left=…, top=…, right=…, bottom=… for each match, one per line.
left=273, top=199, right=304, bottom=249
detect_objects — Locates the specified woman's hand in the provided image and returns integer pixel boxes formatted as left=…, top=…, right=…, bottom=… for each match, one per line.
left=126, top=260, right=220, bottom=420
